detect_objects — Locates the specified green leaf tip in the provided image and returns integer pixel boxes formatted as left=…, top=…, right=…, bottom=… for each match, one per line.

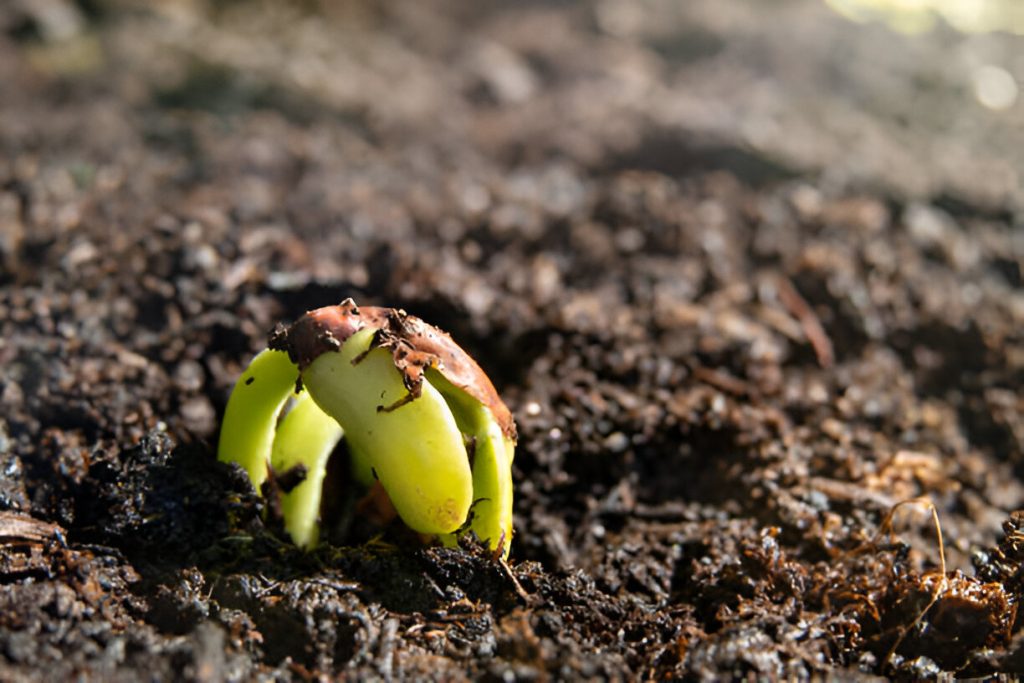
left=218, top=300, right=517, bottom=557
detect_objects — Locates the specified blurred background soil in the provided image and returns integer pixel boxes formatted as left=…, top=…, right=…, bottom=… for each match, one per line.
left=2, top=0, right=1024, bottom=679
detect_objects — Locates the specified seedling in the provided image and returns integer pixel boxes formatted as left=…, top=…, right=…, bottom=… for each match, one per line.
left=217, top=299, right=516, bottom=557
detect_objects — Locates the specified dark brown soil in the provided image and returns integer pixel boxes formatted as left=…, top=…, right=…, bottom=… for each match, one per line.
left=3, top=1, right=1024, bottom=680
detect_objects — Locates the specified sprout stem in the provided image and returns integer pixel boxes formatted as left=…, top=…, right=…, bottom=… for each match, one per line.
left=270, top=391, right=344, bottom=548
left=429, top=369, right=514, bottom=557
left=217, top=349, right=299, bottom=488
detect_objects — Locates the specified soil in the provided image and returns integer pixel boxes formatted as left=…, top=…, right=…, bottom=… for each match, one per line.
left=3, top=0, right=1024, bottom=680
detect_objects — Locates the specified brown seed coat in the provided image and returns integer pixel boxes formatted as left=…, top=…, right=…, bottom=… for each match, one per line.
left=269, top=298, right=517, bottom=440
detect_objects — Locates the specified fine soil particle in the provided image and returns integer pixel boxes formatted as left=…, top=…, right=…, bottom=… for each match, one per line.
left=2, top=1, right=1024, bottom=680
